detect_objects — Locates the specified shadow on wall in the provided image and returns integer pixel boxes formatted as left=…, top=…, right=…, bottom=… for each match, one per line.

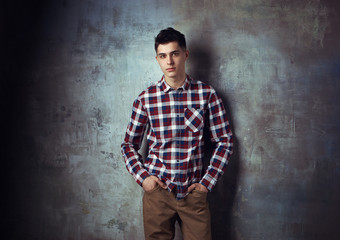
left=189, top=40, right=241, bottom=240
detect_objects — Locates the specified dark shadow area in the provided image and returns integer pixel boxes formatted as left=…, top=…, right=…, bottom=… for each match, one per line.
left=1, top=1, right=46, bottom=239
left=189, top=40, right=241, bottom=240
left=299, top=52, right=340, bottom=239
left=290, top=1, right=340, bottom=239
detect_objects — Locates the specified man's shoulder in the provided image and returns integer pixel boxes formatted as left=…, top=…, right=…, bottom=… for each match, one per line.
left=137, top=80, right=162, bottom=99
left=189, top=78, right=215, bottom=92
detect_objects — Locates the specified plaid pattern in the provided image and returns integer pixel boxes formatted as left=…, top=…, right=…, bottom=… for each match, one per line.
left=121, top=76, right=233, bottom=199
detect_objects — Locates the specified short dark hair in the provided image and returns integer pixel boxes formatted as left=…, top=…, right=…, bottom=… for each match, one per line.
left=154, top=27, right=186, bottom=52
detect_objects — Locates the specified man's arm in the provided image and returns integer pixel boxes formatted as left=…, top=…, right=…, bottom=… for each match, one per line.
left=121, top=98, right=151, bottom=186
left=199, top=89, right=233, bottom=191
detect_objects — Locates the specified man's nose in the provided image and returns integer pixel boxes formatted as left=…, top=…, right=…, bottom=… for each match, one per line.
left=167, top=55, right=174, bottom=65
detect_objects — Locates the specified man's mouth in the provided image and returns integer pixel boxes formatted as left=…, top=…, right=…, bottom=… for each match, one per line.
left=166, top=67, right=176, bottom=72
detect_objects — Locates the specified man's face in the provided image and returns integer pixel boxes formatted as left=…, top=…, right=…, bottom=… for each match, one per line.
left=156, top=41, right=189, bottom=82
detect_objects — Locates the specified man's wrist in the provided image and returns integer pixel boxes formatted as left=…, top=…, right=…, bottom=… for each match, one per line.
left=199, top=177, right=214, bottom=192
left=138, top=171, right=151, bottom=186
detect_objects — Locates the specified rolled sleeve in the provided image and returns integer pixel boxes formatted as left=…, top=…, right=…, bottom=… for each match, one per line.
left=201, top=90, right=233, bottom=190
left=121, top=98, right=150, bottom=186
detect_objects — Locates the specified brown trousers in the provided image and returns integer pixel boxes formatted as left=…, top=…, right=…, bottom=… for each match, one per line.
left=143, top=185, right=211, bottom=240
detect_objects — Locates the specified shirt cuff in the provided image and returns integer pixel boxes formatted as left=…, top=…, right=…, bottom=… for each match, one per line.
left=199, top=173, right=218, bottom=192
left=135, top=169, right=151, bottom=186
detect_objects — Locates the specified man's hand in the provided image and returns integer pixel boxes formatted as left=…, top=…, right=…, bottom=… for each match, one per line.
left=187, top=183, right=209, bottom=193
left=142, top=176, right=167, bottom=192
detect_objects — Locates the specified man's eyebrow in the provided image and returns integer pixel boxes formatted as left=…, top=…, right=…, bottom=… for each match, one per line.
left=157, top=50, right=181, bottom=55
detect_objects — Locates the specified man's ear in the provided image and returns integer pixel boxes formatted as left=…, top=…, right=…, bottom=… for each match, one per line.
left=185, top=50, right=189, bottom=60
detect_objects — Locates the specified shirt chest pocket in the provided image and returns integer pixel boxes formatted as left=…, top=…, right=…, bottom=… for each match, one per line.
left=184, top=108, right=205, bottom=132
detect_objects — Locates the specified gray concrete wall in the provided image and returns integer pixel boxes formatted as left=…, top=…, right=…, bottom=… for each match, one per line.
left=2, top=0, right=340, bottom=239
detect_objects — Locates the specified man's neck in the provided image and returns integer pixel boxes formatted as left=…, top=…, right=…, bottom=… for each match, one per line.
left=164, top=75, right=186, bottom=90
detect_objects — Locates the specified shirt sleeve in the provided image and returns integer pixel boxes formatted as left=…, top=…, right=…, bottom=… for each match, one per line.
left=121, top=97, right=151, bottom=186
left=199, top=89, right=233, bottom=191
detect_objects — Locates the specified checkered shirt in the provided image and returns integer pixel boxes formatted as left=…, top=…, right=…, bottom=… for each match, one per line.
left=121, top=76, right=233, bottom=199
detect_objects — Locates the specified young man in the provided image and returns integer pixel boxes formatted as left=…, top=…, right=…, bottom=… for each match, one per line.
left=121, top=27, right=233, bottom=240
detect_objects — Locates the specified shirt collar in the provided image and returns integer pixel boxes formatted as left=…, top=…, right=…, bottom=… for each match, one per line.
left=159, top=75, right=191, bottom=93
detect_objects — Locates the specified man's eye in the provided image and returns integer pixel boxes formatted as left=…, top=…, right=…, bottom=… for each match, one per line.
left=159, top=55, right=166, bottom=59
left=172, top=52, right=180, bottom=56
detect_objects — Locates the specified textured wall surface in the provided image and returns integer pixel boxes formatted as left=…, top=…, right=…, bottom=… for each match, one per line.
left=2, top=0, right=340, bottom=239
